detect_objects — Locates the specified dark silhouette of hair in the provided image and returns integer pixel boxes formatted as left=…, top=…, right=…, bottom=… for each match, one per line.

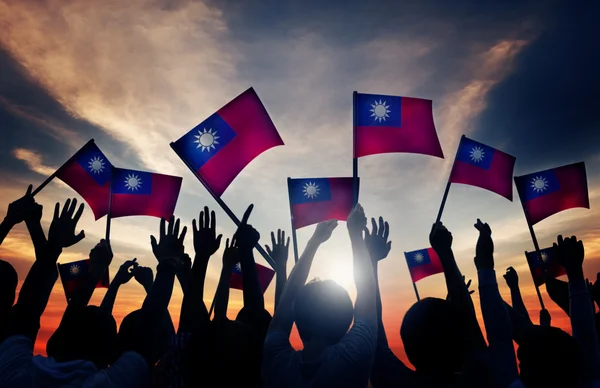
left=518, top=326, right=582, bottom=388
left=401, top=297, right=466, bottom=375
left=46, top=305, right=117, bottom=369
left=0, top=260, right=17, bottom=312
left=116, top=309, right=172, bottom=364
left=294, top=279, right=354, bottom=344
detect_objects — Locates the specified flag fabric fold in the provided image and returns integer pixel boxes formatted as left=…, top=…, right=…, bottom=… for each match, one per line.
left=354, top=93, right=443, bottom=159
left=288, top=177, right=356, bottom=229
left=230, top=262, right=275, bottom=293
left=172, top=87, right=284, bottom=197
left=525, top=247, right=567, bottom=286
left=58, top=259, right=109, bottom=301
left=515, top=162, right=589, bottom=225
left=404, top=248, right=444, bottom=283
left=449, top=136, right=516, bottom=200
left=56, top=141, right=113, bottom=220
left=109, top=168, right=182, bottom=219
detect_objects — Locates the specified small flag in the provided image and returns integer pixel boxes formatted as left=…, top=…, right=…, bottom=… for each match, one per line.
left=288, top=177, right=356, bottom=229
left=449, top=136, right=516, bottom=200
left=515, top=162, right=589, bottom=225
left=171, top=88, right=284, bottom=197
left=354, top=93, right=443, bottom=159
left=58, top=259, right=109, bottom=301
left=404, top=248, right=444, bottom=283
left=56, top=141, right=113, bottom=220
left=230, top=262, right=275, bottom=293
left=109, top=168, right=182, bottom=219
left=526, top=248, right=566, bottom=286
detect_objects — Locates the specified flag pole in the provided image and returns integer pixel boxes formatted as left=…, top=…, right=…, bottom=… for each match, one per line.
left=208, top=298, right=216, bottom=319
left=412, top=282, right=421, bottom=301
left=170, top=143, right=276, bottom=269
left=352, top=91, right=359, bottom=206
left=404, top=251, right=421, bottom=301
left=435, top=135, right=463, bottom=223
left=287, top=178, right=300, bottom=263
left=105, top=169, right=113, bottom=241
left=525, top=250, right=546, bottom=310
left=515, top=177, right=546, bottom=310
left=32, top=139, right=96, bottom=196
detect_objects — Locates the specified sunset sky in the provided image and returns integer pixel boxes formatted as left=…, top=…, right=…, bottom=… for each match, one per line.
left=0, top=0, right=599, bottom=363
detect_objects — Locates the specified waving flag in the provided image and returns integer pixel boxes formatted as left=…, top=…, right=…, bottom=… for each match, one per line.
left=288, top=177, right=356, bottom=229
left=58, top=259, right=109, bottom=301
left=515, top=162, right=589, bottom=225
left=449, top=136, right=516, bottom=200
left=404, top=248, right=444, bottom=283
left=526, top=248, right=567, bottom=286
left=109, top=168, right=182, bottom=219
left=230, top=262, right=275, bottom=293
left=171, top=88, right=284, bottom=197
left=55, top=141, right=113, bottom=220
left=354, top=93, right=443, bottom=159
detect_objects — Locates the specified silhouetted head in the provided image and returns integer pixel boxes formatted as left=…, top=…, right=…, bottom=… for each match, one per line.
left=401, top=297, right=466, bottom=375
left=0, top=260, right=17, bottom=313
left=47, top=305, right=117, bottom=369
left=294, top=279, right=353, bottom=345
left=518, top=326, right=582, bottom=388
left=116, top=309, right=173, bottom=364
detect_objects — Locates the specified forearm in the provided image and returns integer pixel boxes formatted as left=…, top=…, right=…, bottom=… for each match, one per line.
left=240, top=250, right=264, bottom=313
left=142, top=264, right=176, bottom=320
left=214, top=263, right=234, bottom=321
left=545, top=278, right=571, bottom=316
left=509, top=286, right=532, bottom=325
left=351, top=234, right=376, bottom=324
left=0, top=219, right=14, bottom=246
left=192, top=254, right=210, bottom=300
left=274, top=265, right=287, bottom=311
left=100, top=281, right=121, bottom=314
left=179, top=277, right=210, bottom=332
left=25, top=219, right=47, bottom=258
left=373, top=261, right=389, bottom=348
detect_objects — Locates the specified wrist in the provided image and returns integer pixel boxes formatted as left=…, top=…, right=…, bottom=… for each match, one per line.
left=2, top=216, right=18, bottom=228
left=565, top=266, right=584, bottom=279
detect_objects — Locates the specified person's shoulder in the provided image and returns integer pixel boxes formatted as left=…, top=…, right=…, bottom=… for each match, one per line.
left=0, top=335, right=33, bottom=357
left=342, top=319, right=377, bottom=343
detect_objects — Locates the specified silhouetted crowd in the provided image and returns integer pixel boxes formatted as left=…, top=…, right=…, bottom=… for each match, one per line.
left=0, top=186, right=599, bottom=387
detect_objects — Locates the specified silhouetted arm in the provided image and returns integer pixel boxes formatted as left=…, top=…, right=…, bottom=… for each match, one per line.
left=545, top=277, right=570, bottom=316
left=503, top=267, right=532, bottom=325
left=214, top=261, right=234, bottom=322
left=0, top=185, right=34, bottom=246
left=266, top=230, right=290, bottom=311
left=24, top=204, right=46, bottom=258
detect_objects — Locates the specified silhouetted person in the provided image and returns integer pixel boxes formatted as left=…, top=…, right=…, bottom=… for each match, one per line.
left=0, top=260, right=17, bottom=343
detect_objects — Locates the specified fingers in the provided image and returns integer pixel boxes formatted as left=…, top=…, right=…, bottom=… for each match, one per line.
left=266, top=245, right=272, bottom=257
left=68, top=198, right=78, bottom=216
left=210, top=209, right=216, bottom=230
left=173, top=218, right=180, bottom=237
left=150, top=235, right=158, bottom=251
left=73, top=203, right=85, bottom=223
left=192, top=219, right=198, bottom=234
left=383, top=221, right=389, bottom=241
left=53, top=202, right=60, bottom=220
left=286, top=236, right=290, bottom=249
left=466, top=279, right=472, bottom=288
left=557, top=235, right=564, bottom=245
left=179, top=226, right=188, bottom=244
left=159, top=218, right=166, bottom=240
left=271, top=231, right=276, bottom=248
left=226, top=238, right=230, bottom=249
left=216, top=234, right=222, bottom=248
left=371, top=218, right=378, bottom=236
left=202, top=206, right=209, bottom=229
left=241, top=204, right=254, bottom=225
left=61, top=199, right=71, bottom=218
left=167, top=215, right=175, bottom=236
left=25, top=184, right=33, bottom=196
left=199, top=210, right=205, bottom=231
left=73, top=230, right=85, bottom=245
left=378, top=216, right=384, bottom=237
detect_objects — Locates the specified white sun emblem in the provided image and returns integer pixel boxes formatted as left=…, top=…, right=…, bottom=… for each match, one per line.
left=69, top=264, right=81, bottom=276
left=370, top=100, right=391, bottom=123
left=235, top=262, right=242, bottom=272
left=303, top=182, right=320, bottom=199
left=88, top=156, right=105, bottom=174
left=530, top=176, right=549, bottom=193
left=414, top=252, right=425, bottom=264
left=540, top=252, right=549, bottom=263
left=469, top=146, right=485, bottom=163
left=124, top=174, right=142, bottom=191
left=194, top=128, right=220, bottom=152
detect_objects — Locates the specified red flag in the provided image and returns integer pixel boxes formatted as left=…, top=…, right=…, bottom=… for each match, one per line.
left=230, top=262, right=275, bottom=293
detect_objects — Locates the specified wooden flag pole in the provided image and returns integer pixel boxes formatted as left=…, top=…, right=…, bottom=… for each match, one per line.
left=32, top=139, right=96, bottom=196
left=515, top=177, right=546, bottom=310
left=352, top=91, right=359, bottom=206
left=435, top=135, right=464, bottom=223
left=105, top=170, right=113, bottom=241
left=287, top=178, right=300, bottom=263
left=170, top=143, right=276, bottom=270
left=412, top=281, right=421, bottom=301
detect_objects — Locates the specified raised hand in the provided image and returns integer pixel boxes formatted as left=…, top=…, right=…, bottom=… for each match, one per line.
left=464, top=276, right=475, bottom=295
left=4, top=184, right=35, bottom=226
left=150, top=216, right=187, bottom=263
left=364, top=216, right=392, bottom=262
left=347, top=203, right=367, bottom=238
left=24, top=202, right=43, bottom=224
left=134, top=266, right=154, bottom=291
left=312, top=220, right=338, bottom=244
left=539, top=308, right=551, bottom=327
left=234, top=204, right=260, bottom=251
left=48, top=198, right=85, bottom=248
left=90, top=239, right=113, bottom=271
left=113, top=259, right=138, bottom=286
left=266, top=229, right=290, bottom=270
left=192, top=206, right=223, bottom=258
left=553, top=235, right=584, bottom=276
left=588, top=272, right=600, bottom=305
left=429, top=221, right=453, bottom=254
left=474, top=219, right=494, bottom=270
left=503, top=267, right=519, bottom=289
left=223, top=237, right=240, bottom=267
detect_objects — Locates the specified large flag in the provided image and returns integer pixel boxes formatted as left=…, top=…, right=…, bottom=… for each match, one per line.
left=449, top=136, right=516, bottom=200
left=354, top=93, right=443, bottom=159
left=58, top=259, right=109, bottom=301
left=526, top=247, right=566, bottom=286
left=515, top=162, right=589, bottom=225
left=404, top=248, right=444, bottom=283
left=230, top=262, right=275, bottom=293
left=109, top=168, right=182, bottom=219
left=56, top=141, right=113, bottom=220
left=288, top=177, right=356, bottom=229
left=171, top=88, right=284, bottom=197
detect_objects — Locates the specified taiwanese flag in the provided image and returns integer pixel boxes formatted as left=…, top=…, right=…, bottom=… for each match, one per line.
left=55, top=140, right=112, bottom=220
left=354, top=92, right=443, bottom=159
left=288, top=177, right=356, bottom=229
left=525, top=248, right=567, bottom=287
left=109, top=168, right=182, bottom=219
left=58, top=259, right=110, bottom=301
left=515, top=162, right=589, bottom=225
left=404, top=248, right=444, bottom=283
left=449, top=136, right=516, bottom=200
left=171, top=88, right=284, bottom=197
left=230, top=262, right=275, bottom=293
